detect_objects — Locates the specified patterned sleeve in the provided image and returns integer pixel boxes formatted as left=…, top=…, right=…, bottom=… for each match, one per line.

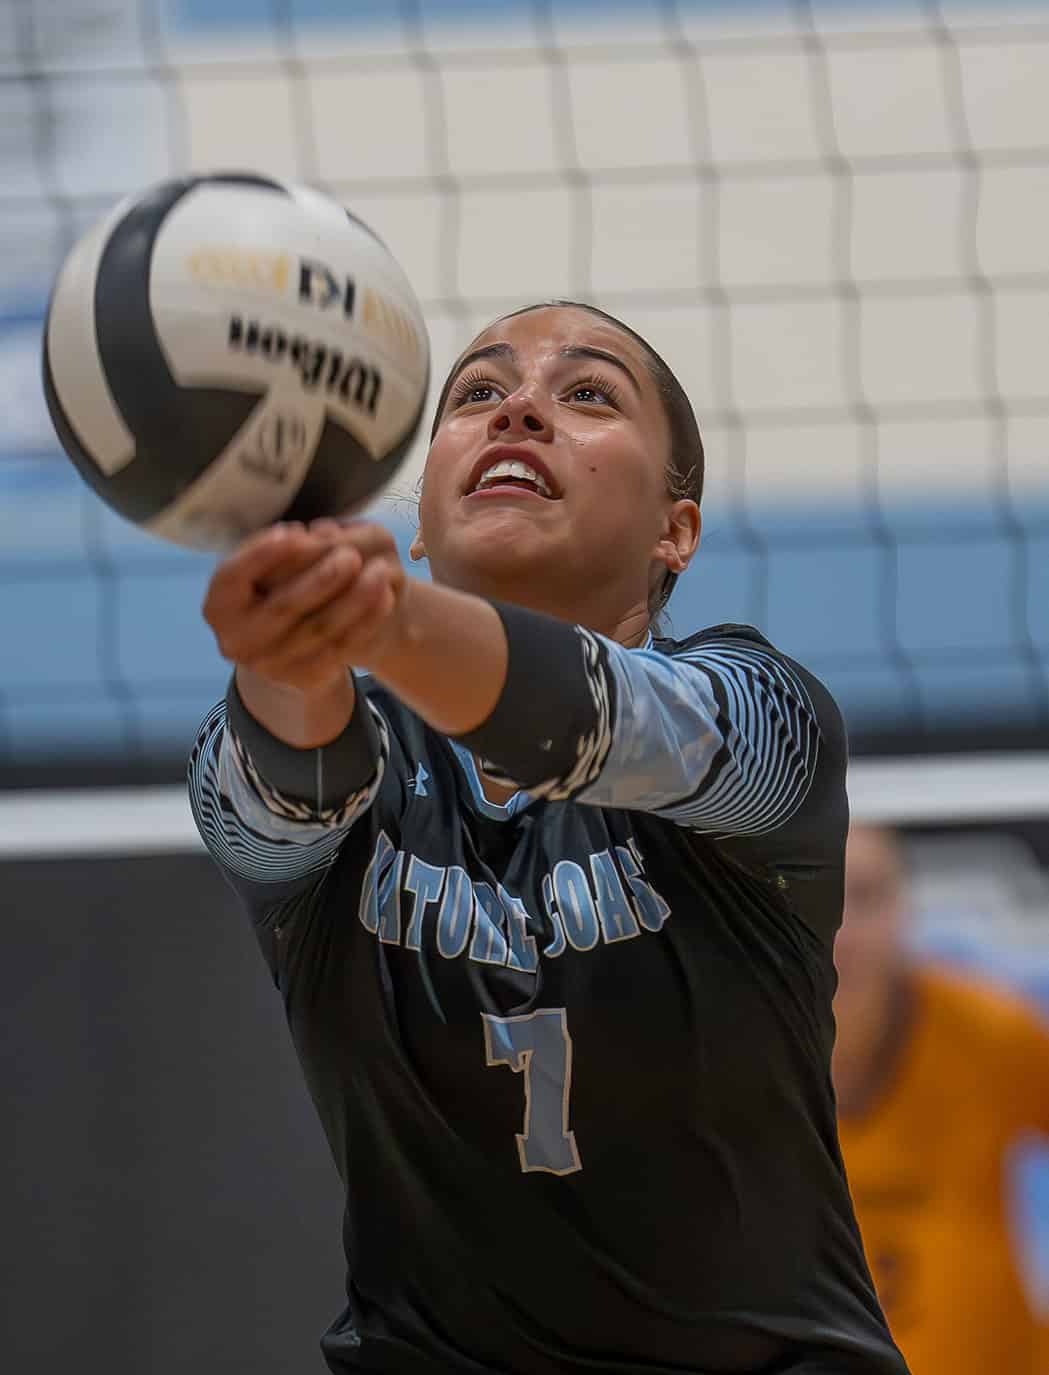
left=188, top=675, right=390, bottom=904
left=455, top=606, right=825, bottom=837
left=583, top=635, right=821, bottom=834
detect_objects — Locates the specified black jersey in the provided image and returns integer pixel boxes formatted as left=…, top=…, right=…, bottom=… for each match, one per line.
left=189, top=603, right=908, bottom=1375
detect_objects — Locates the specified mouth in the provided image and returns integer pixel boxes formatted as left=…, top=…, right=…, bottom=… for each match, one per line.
left=463, top=448, right=560, bottom=501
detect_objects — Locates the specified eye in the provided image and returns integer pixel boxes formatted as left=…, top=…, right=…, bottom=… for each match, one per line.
left=564, top=374, right=621, bottom=408
left=448, top=369, right=504, bottom=409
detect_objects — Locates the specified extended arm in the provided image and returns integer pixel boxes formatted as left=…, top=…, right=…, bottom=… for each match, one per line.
left=449, top=608, right=820, bottom=833
left=190, top=523, right=400, bottom=913
left=367, top=588, right=824, bottom=836
left=198, top=521, right=826, bottom=844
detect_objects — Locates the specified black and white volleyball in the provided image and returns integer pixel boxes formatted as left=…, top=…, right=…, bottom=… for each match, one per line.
left=42, top=173, right=430, bottom=550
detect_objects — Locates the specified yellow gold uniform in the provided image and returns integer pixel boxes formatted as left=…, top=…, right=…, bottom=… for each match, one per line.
left=839, top=967, right=1049, bottom=1375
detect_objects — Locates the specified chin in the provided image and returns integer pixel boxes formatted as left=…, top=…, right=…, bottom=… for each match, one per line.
left=429, top=526, right=564, bottom=595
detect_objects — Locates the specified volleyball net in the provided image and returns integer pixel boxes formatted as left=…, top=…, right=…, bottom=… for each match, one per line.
left=1, top=0, right=1048, bottom=801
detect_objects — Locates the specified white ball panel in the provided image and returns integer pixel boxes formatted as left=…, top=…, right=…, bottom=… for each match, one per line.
left=46, top=196, right=137, bottom=476
left=144, top=384, right=327, bottom=550
left=147, top=183, right=429, bottom=459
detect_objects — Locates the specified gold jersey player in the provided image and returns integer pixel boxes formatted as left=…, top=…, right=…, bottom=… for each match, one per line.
left=189, top=302, right=908, bottom=1375
left=834, top=823, right=1049, bottom=1375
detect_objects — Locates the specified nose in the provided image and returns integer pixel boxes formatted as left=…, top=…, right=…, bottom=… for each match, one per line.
left=487, top=388, right=553, bottom=442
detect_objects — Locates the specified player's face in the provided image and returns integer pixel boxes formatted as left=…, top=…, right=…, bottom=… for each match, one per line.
left=835, top=825, right=908, bottom=1003
left=416, top=307, right=691, bottom=614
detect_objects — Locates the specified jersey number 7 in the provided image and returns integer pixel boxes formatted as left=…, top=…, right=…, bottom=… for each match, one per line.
left=482, top=1008, right=583, bottom=1176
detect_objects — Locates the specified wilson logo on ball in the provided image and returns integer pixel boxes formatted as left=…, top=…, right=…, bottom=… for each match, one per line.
left=228, top=315, right=383, bottom=416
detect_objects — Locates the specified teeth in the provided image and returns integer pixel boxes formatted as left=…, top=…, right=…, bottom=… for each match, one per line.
left=475, top=458, right=551, bottom=496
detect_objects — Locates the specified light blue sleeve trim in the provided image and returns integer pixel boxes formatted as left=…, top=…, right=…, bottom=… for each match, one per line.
left=448, top=740, right=534, bottom=822
left=574, top=638, right=819, bottom=836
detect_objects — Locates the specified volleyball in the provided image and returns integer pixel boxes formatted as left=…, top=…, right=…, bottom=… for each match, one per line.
left=42, top=172, right=430, bottom=551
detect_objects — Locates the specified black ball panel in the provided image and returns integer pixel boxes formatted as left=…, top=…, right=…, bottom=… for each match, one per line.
left=283, top=388, right=428, bottom=523
left=43, top=345, right=263, bottom=525
left=104, top=392, right=263, bottom=524
left=197, top=172, right=289, bottom=195
left=92, top=178, right=258, bottom=516
left=41, top=333, right=116, bottom=508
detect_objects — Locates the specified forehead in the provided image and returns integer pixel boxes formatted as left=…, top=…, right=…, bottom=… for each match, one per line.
left=463, top=307, right=651, bottom=376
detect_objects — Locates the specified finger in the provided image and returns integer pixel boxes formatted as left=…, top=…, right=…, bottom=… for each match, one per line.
left=318, top=558, right=402, bottom=659
left=208, top=521, right=359, bottom=629
left=307, top=517, right=349, bottom=539
left=251, top=558, right=398, bottom=679
left=254, top=562, right=387, bottom=674
left=309, top=514, right=367, bottom=534
left=264, top=544, right=365, bottom=624
left=252, top=521, right=399, bottom=614
left=254, top=524, right=347, bottom=594
left=306, top=518, right=398, bottom=563
left=217, top=544, right=364, bottom=663
left=204, top=523, right=316, bottom=619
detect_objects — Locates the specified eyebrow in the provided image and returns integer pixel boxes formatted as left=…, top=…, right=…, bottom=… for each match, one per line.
left=450, top=342, right=516, bottom=378
left=558, top=345, right=642, bottom=396
left=449, top=341, right=642, bottom=397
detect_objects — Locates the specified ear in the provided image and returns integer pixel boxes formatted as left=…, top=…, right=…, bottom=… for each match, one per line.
left=653, top=499, right=701, bottom=577
left=409, top=529, right=427, bottom=562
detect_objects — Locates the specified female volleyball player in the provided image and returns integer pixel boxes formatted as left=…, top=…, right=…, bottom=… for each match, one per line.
left=190, top=302, right=910, bottom=1375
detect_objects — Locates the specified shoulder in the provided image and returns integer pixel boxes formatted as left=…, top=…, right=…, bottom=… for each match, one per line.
left=649, top=626, right=849, bottom=939
left=654, top=622, right=777, bottom=657
left=919, top=965, right=1049, bottom=1060
left=653, top=623, right=846, bottom=745
left=653, top=623, right=820, bottom=687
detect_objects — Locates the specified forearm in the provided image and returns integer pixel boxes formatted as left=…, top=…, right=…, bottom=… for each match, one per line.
left=225, top=666, right=387, bottom=817
left=366, top=583, right=603, bottom=794
left=367, top=591, right=825, bottom=830
left=364, top=580, right=509, bottom=737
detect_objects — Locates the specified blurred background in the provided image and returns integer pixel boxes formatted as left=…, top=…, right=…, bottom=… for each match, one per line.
left=1, top=0, right=1047, bottom=1371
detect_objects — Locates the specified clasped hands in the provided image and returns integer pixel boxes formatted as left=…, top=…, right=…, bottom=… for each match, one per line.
left=203, top=520, right=408, bottom=694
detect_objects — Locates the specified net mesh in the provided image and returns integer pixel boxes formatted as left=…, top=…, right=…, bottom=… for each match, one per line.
left=2, top=0, right=1048, bottom=777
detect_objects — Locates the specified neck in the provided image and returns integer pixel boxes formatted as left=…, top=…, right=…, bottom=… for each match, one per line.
left=832, top=968, right=914, bottom=1119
